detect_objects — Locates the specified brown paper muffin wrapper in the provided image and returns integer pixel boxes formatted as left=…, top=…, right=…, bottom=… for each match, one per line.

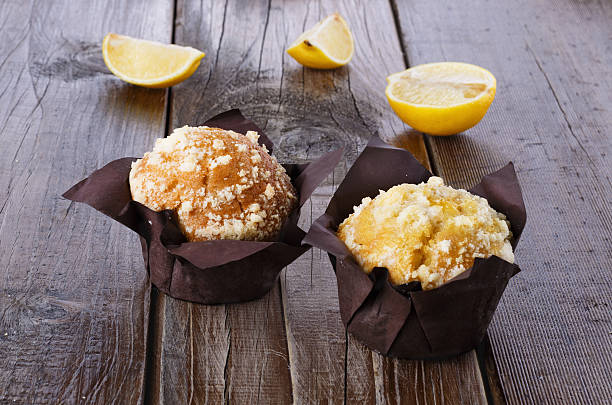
left=302, top=136, right=527, bottom=359
left=63, top=109, right=343, bottom=304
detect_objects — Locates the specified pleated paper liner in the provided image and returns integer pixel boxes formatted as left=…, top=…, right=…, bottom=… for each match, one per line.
left=63, top=109, right=343, bottom=304
left=303, top=136, right=527, bottom=359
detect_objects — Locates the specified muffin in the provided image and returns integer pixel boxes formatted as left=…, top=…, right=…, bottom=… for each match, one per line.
left=337, top=176, right=513, bottom=290
left=129, top=126, right=297, bottom=241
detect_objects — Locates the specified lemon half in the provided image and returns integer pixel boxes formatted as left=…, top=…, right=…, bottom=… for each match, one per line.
left=287, top=13, right=354, bottom=69
left=386, top=62, right=496, bottom=135
left=102, top=33, right=205, bottom=88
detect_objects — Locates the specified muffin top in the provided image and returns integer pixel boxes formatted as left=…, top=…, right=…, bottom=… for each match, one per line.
left=129, top=126, right=296, bottom=241
left=337, top=176, right=513, bottom=290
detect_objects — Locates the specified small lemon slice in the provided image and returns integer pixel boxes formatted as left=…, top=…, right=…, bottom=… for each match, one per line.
left=386, top=62, right=496, bottom=136
left=102, top=33, right=205, bottom=88
left=287, top=13, right=354, bottom=69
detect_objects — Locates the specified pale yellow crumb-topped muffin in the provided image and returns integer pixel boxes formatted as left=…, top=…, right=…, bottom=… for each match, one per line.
left=337, top=176, right=513, bottom=290
left=129, top=126, right=296, bottom=241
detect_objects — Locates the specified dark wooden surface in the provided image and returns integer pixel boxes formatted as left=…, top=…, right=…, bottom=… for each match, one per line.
left=0, top=0, right=172, bottom=403
left=0, top=0, right=609, bottom=404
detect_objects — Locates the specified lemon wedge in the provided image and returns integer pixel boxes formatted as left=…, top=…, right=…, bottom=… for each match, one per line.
left=386, top=62, right=496, bottom=135
left=287, top=13, right=354, bottom=69
left=102, top=33, right=205, bottom=88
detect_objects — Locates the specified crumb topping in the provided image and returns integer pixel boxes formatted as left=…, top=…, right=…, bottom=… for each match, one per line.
left=246, top=130, right=259, bottom=144
left=337, top=176, right=514, bottom=290
left=129, top=126, right=297, bottom=241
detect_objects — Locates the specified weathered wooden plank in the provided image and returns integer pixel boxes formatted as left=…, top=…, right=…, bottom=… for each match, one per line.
left=393, top=0, right=612, bottom=403
left=0, top=0, right=172, bottom=403
left=277, top=1, right=489, bottom=403
left=372, top=351, right=487, bottom=405
left=156, top=1, right=293, bottom=403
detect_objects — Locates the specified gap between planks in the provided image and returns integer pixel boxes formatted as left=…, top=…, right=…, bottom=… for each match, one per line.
left=143, top=287, right=166, bottom=405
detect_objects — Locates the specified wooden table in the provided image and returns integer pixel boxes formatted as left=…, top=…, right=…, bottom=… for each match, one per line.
left=1, top=0, right=610, bottom=403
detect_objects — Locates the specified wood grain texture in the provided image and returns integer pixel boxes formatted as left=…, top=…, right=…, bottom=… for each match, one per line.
left=0, top=0, right=172, bottom=403
left=373, top=351, right=487, bottom=405
left=393, top=0, right=612, bottom=403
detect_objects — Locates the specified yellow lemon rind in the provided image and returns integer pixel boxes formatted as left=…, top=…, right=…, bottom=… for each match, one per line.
left=286, top=41, right=349, bottom=69
left=386, top=86, right=496, bottom=136
left=286, top=14, right=354, bottom=70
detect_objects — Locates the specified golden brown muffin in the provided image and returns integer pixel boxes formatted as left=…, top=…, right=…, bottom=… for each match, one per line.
left=337, top=176, right=513, bottom=290
left=129, top=126, right=296, bottom=241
